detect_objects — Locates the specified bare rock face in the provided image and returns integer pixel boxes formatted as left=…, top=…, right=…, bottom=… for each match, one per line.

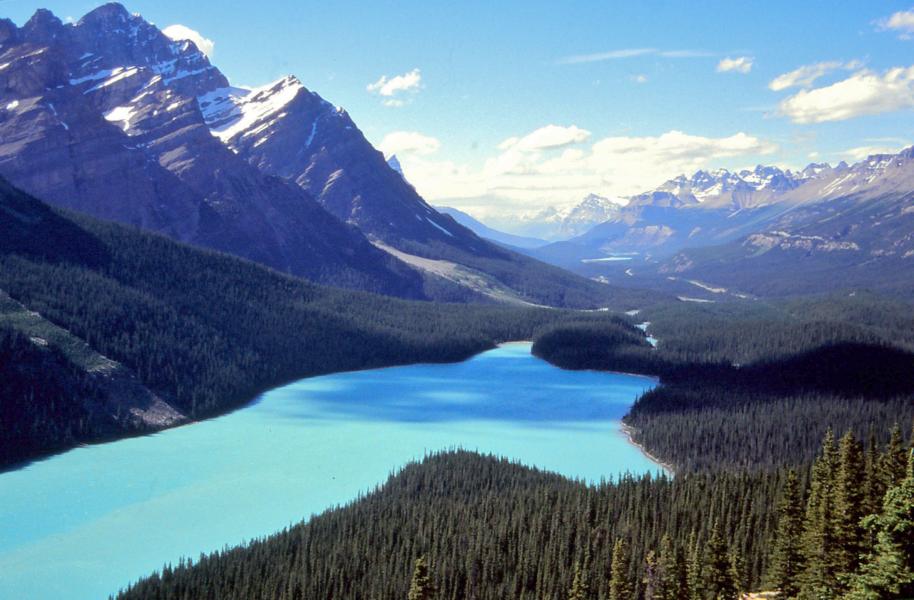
left=199, top=76, right=488, bottom=253
left=0, top=3, right=424, bottom=297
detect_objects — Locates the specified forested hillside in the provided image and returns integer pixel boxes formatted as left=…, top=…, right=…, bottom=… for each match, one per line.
left=0, top=178, right=627, bottom=467
left=116, top=432, right=914, bottom=600
left=532, top=296, right=914, bottom=471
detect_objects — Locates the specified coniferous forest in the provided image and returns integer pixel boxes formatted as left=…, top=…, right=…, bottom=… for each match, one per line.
left=116, top=432, right=914, bottom=600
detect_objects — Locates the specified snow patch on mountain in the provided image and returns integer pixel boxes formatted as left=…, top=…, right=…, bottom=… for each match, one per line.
left=198, top=76, right=303, bottom=143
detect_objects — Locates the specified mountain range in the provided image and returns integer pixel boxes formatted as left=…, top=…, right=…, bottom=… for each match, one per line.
left=518, top=149, right=914, bottom=297
left=485, top=193, right=625, bottom=241
left=0, top=4, right=636, bottom=309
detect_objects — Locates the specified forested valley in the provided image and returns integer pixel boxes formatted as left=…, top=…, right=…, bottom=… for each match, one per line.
left=3, top=174, right=913, bottom=600
left=0, top=178, right=629, bottom=467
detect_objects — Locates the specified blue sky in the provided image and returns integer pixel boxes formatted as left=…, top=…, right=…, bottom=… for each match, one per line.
left=6, top=0, right=914, bottom=216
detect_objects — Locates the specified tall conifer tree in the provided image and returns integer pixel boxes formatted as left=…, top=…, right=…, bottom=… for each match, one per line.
left=609, top=539, right=632, bottom=600
left=769, top=469, right=805, bottom=598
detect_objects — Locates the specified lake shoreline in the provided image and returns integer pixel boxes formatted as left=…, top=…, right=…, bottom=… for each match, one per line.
left=1, top=342, right=665, bottom=600
left=3, top=339, right=537, bottom=474
left=620, top=423, right=676, bottom=475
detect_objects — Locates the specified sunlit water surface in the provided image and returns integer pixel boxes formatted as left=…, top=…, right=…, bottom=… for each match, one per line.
left=0, top=343, right=658, bottom=599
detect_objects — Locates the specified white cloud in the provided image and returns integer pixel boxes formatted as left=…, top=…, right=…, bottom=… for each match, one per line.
left=378, top=131, right=441, bottom=157
left=631, top=74, right=648, bottom=84
left=716, top=56, right=753, bottom=74
left=386, top=127, right=776, bottom=217
left=556, top=48, right=712, bottom=65
left=840, top=144, right=909, bottom=161
left=497, top=125, right=591, bottom=152
left=366, top=68, right=422, bottom=103
left=557, top=48, right=655, bottom=64
left=162, top=24, right=214, bottom=58
left=879, top=9, right=914, bottom=38
left=769, top=60, right=862, bottom=91
left=778, top=65, right=914, bottom=123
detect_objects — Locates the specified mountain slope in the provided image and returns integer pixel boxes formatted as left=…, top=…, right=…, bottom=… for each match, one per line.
left=0, top=5, right=425, bottom=297
left=659, top=190, right=914, bottom=296
left=191, top=61, right=642, bottom=307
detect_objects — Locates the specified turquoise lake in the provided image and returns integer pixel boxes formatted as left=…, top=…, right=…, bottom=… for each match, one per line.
left=0, top=343, right=658, bottom=599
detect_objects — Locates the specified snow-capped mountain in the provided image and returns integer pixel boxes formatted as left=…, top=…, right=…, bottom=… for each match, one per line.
left=502, top=194, right=625, bottom=240
left=0, top=4, right=424, bottom=296
left=658, top=150, right=914, bottom=296
left=560, top=194, right=625, bottom=237
left=628, top=165, right=808, bottom=211
left=194, top=73, right=477, bottom=249
left=0, top=4, right=625, bottom=308
left=528, top=146, right=914, bottom=296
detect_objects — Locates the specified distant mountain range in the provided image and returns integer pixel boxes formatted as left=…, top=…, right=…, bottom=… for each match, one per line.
left=522, top=149, right=914, bottom=297
left=0, top=4, right=636, bottom=309
left=487, top=193, right=625, bottom=241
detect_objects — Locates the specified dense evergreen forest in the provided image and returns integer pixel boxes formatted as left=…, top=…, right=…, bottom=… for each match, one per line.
left=116, top=430, right=914, bottom=600
left=0, top=180, right=630, bottom=467
left=531, top=296, right=914, bottom=471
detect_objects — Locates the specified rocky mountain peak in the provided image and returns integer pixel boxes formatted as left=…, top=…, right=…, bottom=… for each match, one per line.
left=387, top=155, right=404, bottom=177
left=78, top=2, right=133, bottom=25
left=0, top=19, right=17, bottom=46
left=21, top=9, right=65, bottom=43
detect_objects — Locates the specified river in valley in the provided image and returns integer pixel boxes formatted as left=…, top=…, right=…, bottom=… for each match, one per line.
left=0, top=343, right=659, bottom=599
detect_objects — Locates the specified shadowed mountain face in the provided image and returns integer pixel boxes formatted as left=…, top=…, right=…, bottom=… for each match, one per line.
left=0, top=5, right=424, bottom=297
left=0, top=4, right=645, bottom=308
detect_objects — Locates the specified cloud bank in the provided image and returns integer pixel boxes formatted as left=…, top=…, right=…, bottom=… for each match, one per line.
left=381, top=125, right=776, bottom=217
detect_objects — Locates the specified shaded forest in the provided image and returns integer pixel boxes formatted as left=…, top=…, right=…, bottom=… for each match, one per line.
left=531, top=297, right=914, bottom=471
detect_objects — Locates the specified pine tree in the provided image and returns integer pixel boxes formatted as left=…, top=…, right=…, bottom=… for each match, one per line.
left=769, top=469, right=805, bottom=598
left=687, top=531, right=703, bottom=600
left=703, top=522, right=739, bottom=600
left=675, top=545, right=690, bottom=600
left=643, top=550, right=659, bottom=600
left=880, top=424, right=907, bottom=490
left=609, top=539, right=632, bottom=600
left=800, top=430, right=840, bottom=600
left=834, top=431, right=866, bottom=589
left=844, top=452, right=914, bottom=600
left=863, top=430, right=883, bottom=519
left=656, top=534, right=682, bottom=600
left=408, top=556, right=435, bottom=600
left=568, top=561, right=591, bottom=600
